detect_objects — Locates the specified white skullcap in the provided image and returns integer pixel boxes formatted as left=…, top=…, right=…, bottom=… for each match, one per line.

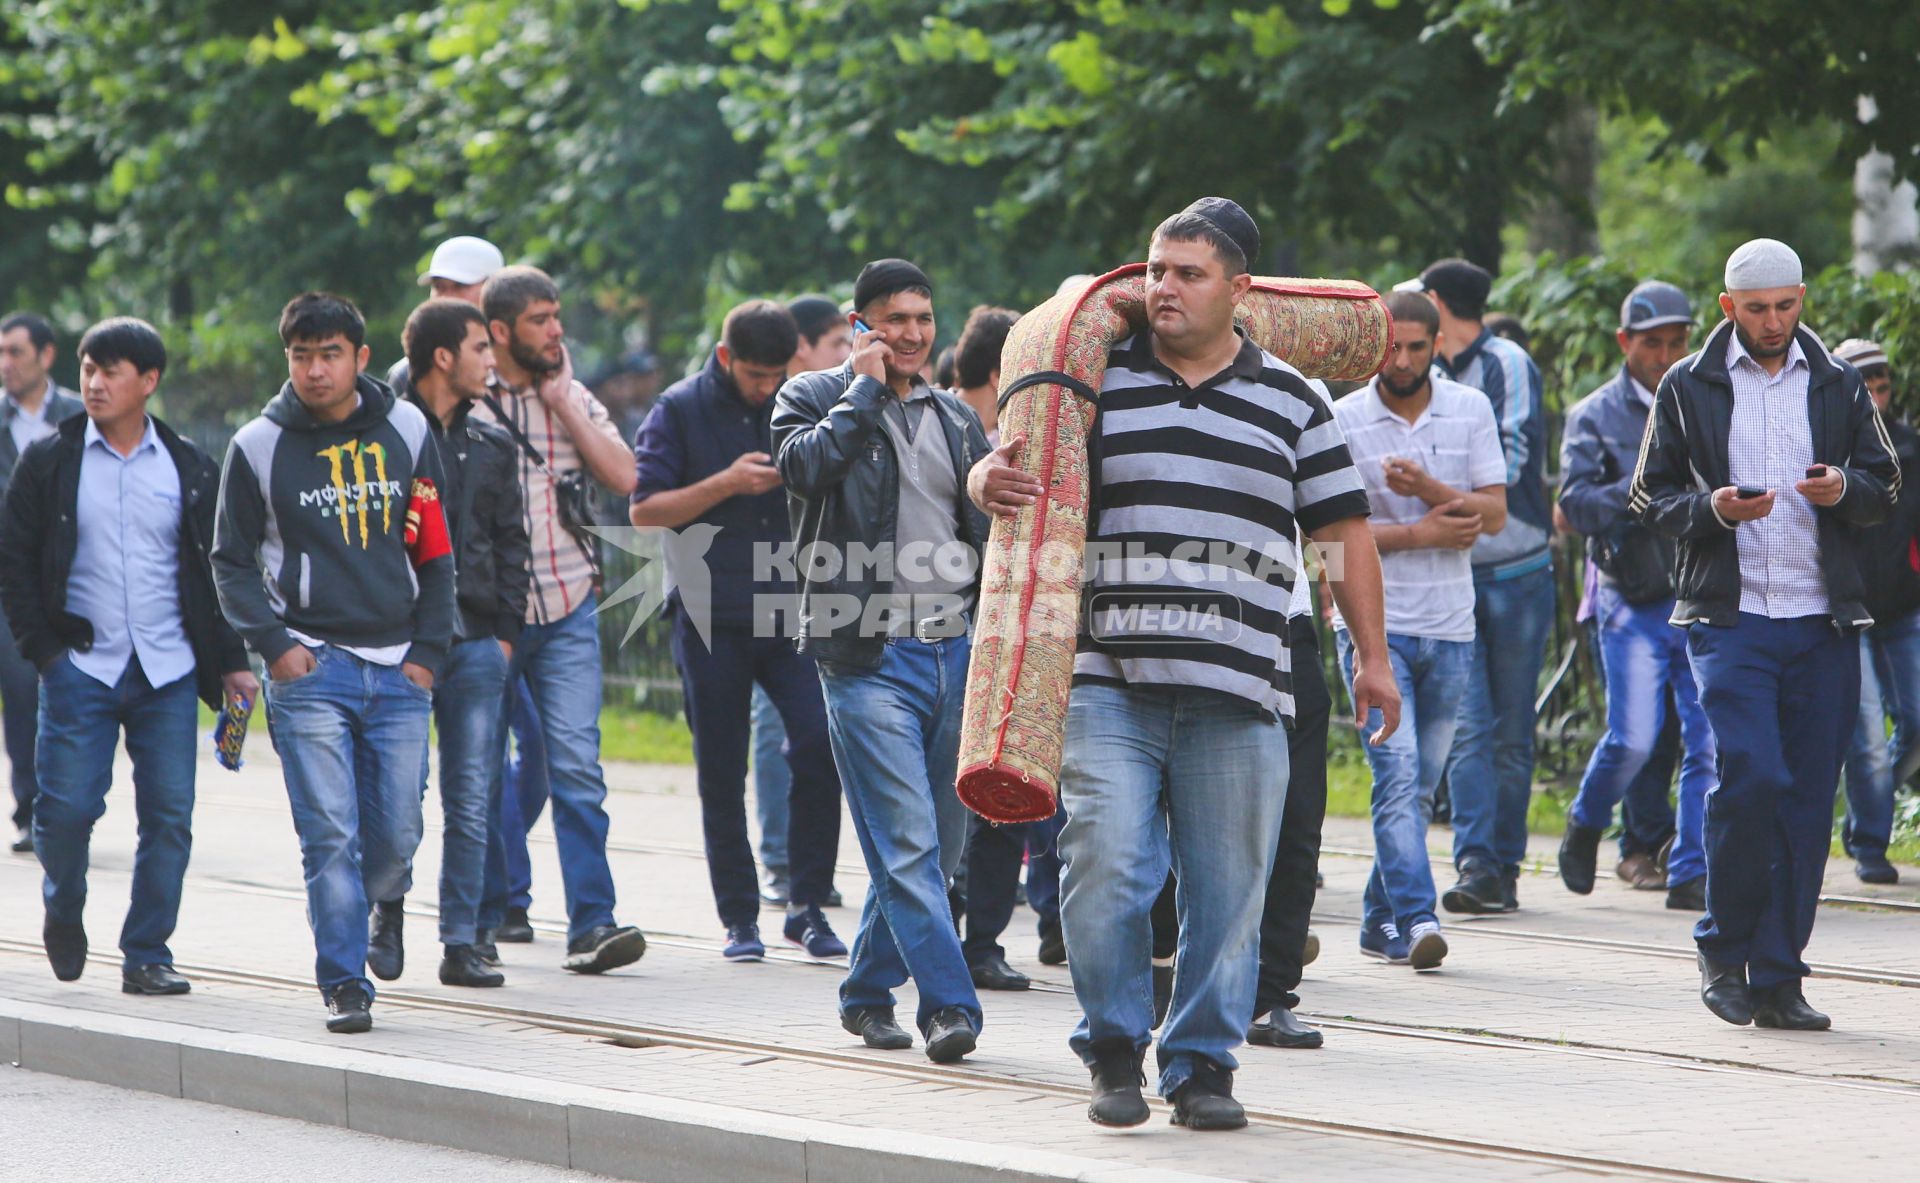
left=1834, top=338, right=1889, bottom=370
left=1724, top=238, right=1803, bottom=292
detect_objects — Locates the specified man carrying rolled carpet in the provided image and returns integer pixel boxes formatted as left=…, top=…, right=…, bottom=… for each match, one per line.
left=970, top=197, right=1398, bottom=1130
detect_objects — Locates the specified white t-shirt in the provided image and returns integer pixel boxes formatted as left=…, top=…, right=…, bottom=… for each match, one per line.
left=1331, top=373, right=1507, bottom=641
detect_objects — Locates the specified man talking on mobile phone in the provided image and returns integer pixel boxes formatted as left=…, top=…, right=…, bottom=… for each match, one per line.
left=1630, top=238, right=1899, bottom=1032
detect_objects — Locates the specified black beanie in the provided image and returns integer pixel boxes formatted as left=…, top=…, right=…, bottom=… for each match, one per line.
left=853, top=259, right=933, bottom=313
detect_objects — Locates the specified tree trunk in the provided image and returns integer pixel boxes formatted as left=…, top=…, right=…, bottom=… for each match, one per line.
left=1526, top=103, right=1600, bottom=260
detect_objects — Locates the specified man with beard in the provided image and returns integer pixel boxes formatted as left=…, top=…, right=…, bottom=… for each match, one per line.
left=471, top=265, right=646, bottom=976
left=1557, top=282, right=1716, bottom=911
left=972, top=198, right=1396, bottom=1130
left=1331, top=289, right=1507, bottom=974
left=1631, top=238, right=1899, bottom=1030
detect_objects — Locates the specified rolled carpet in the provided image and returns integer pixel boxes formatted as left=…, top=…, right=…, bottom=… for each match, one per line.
left=955, top=262, right=1390, bottom=823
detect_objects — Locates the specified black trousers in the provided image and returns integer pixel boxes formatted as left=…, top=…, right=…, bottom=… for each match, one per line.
left=1150, top=616, right=1331, bottom=1014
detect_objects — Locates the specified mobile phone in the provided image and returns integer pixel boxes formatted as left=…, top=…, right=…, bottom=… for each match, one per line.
left=1735, top=486, right=1768, bottom=499
left=1805, top=464, right=1828, bottom=479
left=851, top=317, right=871, bottom=336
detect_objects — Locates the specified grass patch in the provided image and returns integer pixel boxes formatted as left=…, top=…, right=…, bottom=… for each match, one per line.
left=599, top=704, right=695, bottom=764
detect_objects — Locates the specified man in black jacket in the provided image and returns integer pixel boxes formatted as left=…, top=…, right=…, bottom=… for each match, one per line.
left=1834, top=337, right=1917, bottom=886
left=0, top=318, right=256, bottom=992
left=772, top=259, right=991, bottom=1064
left=1630, top=239, right=1900, bottom=1031
left=367, top=298, right=530, bottom=988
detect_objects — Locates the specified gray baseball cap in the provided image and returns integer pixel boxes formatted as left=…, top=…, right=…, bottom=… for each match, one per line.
left=1619, top=280, right=1696, bottom=332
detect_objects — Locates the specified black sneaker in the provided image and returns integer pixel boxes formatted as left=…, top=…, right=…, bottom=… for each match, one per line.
left=723, top=923, right=766, bottom=962
left=564, top=924, right=647, bottom=974
left=783, top=906, right=848, bottom=959
left=1441, top=862, right=1504, bottom=914
left=367, top=899, right=404, bottom=981
left=438, top=944, right=505, bottom=987
left=1557, top=821, right=1602, bottom=894
left=496, top=906, right=535, bottom=943
left=1036, top=916, right=1066, bottom=966
left=841, top=1004, right=912, bottom=1050
left=924, top=1006, right=977, bottom=1064
left=326, top=984, right=373, bottom=1034
left=1170, top=1057, right=1245, bottom=1130
left=1086, top=1037, right=1149, bottom=1127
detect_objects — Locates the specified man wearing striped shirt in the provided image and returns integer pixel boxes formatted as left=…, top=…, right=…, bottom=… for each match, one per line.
left=471, top=265, right=648, bottom=976
left=972, top=197, right=1397, bottom=1131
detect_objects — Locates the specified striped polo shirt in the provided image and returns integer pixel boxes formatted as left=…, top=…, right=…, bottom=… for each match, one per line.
left=1074, top=331, right=1371, bottom=722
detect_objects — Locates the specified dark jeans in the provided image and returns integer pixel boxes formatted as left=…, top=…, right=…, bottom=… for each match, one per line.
left=35, top=656, right=197, bottom=968
left=671, top=613, right=841, bottom=926
left=487, top=677, right=547, bottom=918
left=960, top=805, right=1064, bottom=964
left=1686, top=614, right=1856, bottom=989
left=0, top=601, right=41, bottom=830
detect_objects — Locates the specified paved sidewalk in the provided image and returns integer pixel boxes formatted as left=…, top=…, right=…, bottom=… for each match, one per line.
left=2, top=742, right=1915, bottom=1182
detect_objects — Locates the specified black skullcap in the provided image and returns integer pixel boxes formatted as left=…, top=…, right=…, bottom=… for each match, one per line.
left=1182, top=197, right=1261, bottom=271
left=853, top=259, right=933, bottom=313
left=1413, top=258, right=1493, bottom=312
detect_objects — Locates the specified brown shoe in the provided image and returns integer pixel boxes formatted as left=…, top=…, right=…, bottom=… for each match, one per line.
left=1616, top=852, right=1665, bottom=890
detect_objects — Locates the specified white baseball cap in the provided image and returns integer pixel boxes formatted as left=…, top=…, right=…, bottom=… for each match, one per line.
left=419, top=236, right=505, bottom=286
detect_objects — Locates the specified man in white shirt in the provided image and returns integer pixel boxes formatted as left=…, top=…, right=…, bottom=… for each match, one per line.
left=1331, top=290, right=1507, bottom=972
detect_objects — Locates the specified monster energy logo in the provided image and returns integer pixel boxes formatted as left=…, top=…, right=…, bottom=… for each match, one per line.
left=315, top=440, right=398, bottom=547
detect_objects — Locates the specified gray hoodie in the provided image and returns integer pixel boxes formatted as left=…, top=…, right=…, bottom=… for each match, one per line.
left=212, top=372, right=455, bottom=674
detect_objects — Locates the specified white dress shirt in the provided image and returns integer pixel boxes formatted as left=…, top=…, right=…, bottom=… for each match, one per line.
left=1724, top=333, right=1826, bottom=619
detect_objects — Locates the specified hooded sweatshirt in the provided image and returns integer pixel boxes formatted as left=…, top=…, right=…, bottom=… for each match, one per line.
left=212, top=372, right=455, bottom=675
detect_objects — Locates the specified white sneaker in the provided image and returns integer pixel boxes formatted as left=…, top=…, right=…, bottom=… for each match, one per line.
left=1407, top=921, right=1448, bottom=972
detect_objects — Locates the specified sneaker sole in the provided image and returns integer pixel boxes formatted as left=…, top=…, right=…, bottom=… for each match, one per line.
left=1440, top=887, right=1504, bottom=914
left=1171, top=1109, right=1248, bottom=1131
left=1087, top=1100, right=1151, bottom=1127
left=785, top=935, right=847, bottom=961
left=1408, top=932, right=1448, bottom=972
left=724, top=950, right=766, bottom=963
left=326, top=1014, right=373, bottom=1034
left=1357, top=945, right=1409, bottom=965
left=565, top=929, right=648, bottom=974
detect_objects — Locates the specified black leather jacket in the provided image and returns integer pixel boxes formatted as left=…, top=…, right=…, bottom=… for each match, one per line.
left=771, top=363, right=991, bottom=670
left=1628, top=320, right=1901, bottom=630
left=408, top=393, right=531, bottom=644
left=0, top=414, right=249, bottom=709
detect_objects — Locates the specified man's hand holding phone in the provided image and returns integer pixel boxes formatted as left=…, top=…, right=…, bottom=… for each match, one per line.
left=1713, top=485, right=1775, bottom=521
left=1795, top=463, right=1844, bottom=508
left=849, top=317, right=892, bottom=385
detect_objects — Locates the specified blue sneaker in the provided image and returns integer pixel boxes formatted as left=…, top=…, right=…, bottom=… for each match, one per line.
left=783, top=906, right=848, bottom=960
left=723, top=923, right=765, bottom=962
left=1358, top=921, right=1409, bottom=965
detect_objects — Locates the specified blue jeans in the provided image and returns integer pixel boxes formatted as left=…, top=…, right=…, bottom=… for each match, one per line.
left=0, top=600, right=41, bottom=830
left=819, top=635, right=978, bottom=1035
left=1686, top=615, right=1855, bottom=988
left=486, top=677, right=547, bottom=918
left=1447, top=563, right=1555, bottom=874
left=1844, top=609, right=1920, bottom=857
left=1584, top=616, right=1680, bottom=858
left=1059, top=682, right=1289, bottom=1096
left=265, top=647, right=430, bottom=997
left=419, top=639, right=509, bottom=947
left=483, top=597, right=618, bottom=941
left=1339, top=631, right=1473, bottom=934
left=751, top=684, right=792, bottom=875
left=34, top=656, right=197, bottom=968
left=1570, top=589, right=1715, bottom=885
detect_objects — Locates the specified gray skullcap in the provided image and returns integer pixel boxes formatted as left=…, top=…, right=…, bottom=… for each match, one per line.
left=1724, top=238, right=1803, bottom=292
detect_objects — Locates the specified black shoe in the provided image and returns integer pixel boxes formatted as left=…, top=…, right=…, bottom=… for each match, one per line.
left=1170, top=1057, right=1245, bottom=1130
left=1086, top=1037, right=1149, bottom=1127
left=439, top=944, right=506, bottom=987
left=1557, top=821, right=1602, bottom=894
left=969, top=952, right=1030, bottom=991
left=1855, top=851, right=1899, bottom=885
left=1752, top=982, right=1831, bottom=1031
left=326, top=984, right=373, bottom=1034
left=1698, top=952, right=1753, bottom=1026
left=122, top=963, right=191, bottom=995
left=473, top=929, right=501, bottom=966
left=1037, top=917, right=1066, bottom=966
left=841, top=1004, right=913, bottom=1050
left=368, top=900, right=404, bottom=981
left=1247, top=1008, right=1323, bottom=1050
left=43, top=917, right=86, bottom=982
left=1666, top=875, right=1706, bottom=911
left=496, top=906, right=535, bottom=942
left=564, top=924, right=647, bottom=974
left=1442, top=862, right=1504, bottom=914
left=1151, top=963, right=1175, bottom=1030
left=10, top=827, right=31, bottom=854
left=1501, top=868, right=1519, bottom=912
left=924, top=1006, right=977, bottom=1064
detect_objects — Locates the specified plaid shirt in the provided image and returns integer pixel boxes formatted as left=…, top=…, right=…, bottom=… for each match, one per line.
left=1724, top=333, right=1826, bottom=619
left=473, top=379, right=623, bottom=625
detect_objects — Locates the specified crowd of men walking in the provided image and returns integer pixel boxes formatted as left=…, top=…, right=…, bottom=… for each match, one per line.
left=0, top=198, right=1908, bottom=1131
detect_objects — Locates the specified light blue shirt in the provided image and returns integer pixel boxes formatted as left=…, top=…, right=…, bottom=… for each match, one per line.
left=67, top=418, right=193, bottom=688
